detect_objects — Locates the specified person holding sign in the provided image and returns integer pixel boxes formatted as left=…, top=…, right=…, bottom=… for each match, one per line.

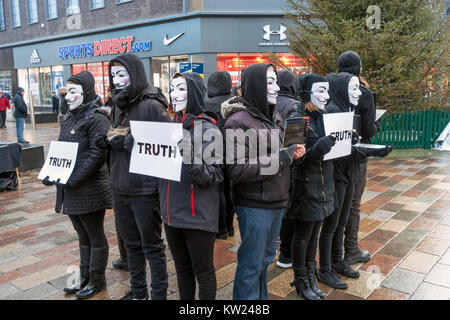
left=288, top=74, right=336, bottom=300
left=95, top=53, right=171, bottom=301
left=222, top=63, right=305, bottom=300
left=42, top=71, right=112, bottom=299
left=158, top=72, right=224, bottom=300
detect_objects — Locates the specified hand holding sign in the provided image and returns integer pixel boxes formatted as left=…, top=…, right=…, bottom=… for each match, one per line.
left=38, top=141, right=79, bottom=184
left=322, top=111, right=354, bottom=161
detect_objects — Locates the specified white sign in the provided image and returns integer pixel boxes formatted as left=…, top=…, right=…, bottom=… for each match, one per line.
left=375, top=109, right=387, bottom=121
left=129, top=121, right=183, bottom=181
left=323, top=111, right=354, bottom=161
left=38, top=141, right=79, bottom=183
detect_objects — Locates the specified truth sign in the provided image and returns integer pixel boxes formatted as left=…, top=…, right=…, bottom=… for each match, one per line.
left=322, top=111, right=354, bottom=161
left=38, top=141, right=79, bottom=184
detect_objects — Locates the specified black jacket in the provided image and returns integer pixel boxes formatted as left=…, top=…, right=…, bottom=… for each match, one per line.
left=290, top=104, right=334, bottom=221
left=222, top=63, right=291, bottom=209
left=108, top=53, right=171, bottom=196
left=52, top=96, right=59, bottom=109
left=13, top=94, right=27, bottom=118
left=158, top=72, right=223, bottom=233
left=204, top=71, right=233, bottom=129
left=276, top=70, right=301, bottom=120
left=55, top=96, right=112, bottom=215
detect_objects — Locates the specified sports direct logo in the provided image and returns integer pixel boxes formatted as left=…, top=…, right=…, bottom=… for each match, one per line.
left=57, top=36, right=152, bottom=60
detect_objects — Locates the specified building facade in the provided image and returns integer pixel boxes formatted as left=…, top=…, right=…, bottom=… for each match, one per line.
left=0, top=0, right=307, bottom=109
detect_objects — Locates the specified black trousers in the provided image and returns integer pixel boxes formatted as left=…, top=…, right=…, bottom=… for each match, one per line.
left=0, top=110, right=6, bottom=127
left=113, top=193, right=168, bottom=299
left=165, top=224, right=217, bottom=300
left=69, top=209, right=108, bottom=248
left=292, top=220, right=322, bottom=268
left=345, top=161, right=367, bottom=252
left=319, top=181, right=355, bottom=272
left=279, top=208, right=295, bottom=259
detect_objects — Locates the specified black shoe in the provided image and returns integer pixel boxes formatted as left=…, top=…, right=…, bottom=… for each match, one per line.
left=333, top=260, right=360, bottom=278
left=291, top=267, right=320, bottom=300
left=120, top=290, right=149, bottom=300
left=345, top=248, right=371, bottom=265
left=75, top=246, right=108, bottom=299
left=317, top=270, right=348, bottom=290
left=64, top=245, right=90, bottom=294
left=112, top=258, right=129, bottom=272
left=307, top=262, right=325, bottom=298
left=276, top=252, right=292, bottom=269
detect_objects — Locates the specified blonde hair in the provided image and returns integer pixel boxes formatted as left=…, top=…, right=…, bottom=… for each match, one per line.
left=304, top=101, right=319, bottom=113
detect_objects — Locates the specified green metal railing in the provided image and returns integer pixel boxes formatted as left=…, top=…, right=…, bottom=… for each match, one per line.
left=372, top=110, right=450, bottom=149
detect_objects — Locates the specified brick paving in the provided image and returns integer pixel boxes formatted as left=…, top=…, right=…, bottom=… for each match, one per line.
left=0, top=123, right=449, bottom=300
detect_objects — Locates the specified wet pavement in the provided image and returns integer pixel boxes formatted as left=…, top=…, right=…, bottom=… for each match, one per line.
left=0, top=121, right=449, bottom=300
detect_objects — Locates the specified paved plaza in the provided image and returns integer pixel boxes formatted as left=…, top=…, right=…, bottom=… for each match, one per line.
left=0, top=122, right=449, bottom=300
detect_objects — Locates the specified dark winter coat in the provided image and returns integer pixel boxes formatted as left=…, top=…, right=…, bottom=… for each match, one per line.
left=52, top=95, right=59, bottom=110
left=60, top=93, right=68, bottom=115
left=158, top=72, right=223, bottom=233
left=204, top=71, right=233, bottom=129
left=276, top=70, right=301, bottom=120
left=108, top=53, right=171, bottom=196
left=222, top=63, right=291, bottom=209
left=290, top=103, right=334, bottom=221
left=55, top=96, right=112, bottom=215
left=13, top=92, right=27, bottom=118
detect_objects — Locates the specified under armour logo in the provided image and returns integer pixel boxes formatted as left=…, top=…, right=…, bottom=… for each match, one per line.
left=263, top=24, right=287, bottom=41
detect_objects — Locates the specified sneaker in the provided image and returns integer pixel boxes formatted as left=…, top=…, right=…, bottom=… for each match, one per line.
left=333, top=260, right=360, bottom=278
left=120, top=290, right=149, bottom=300
left=112, top=258, right=129, bottom=272
left=344, top=248, right=371, bottom=265
left=276, top=252, right=292, bottom=269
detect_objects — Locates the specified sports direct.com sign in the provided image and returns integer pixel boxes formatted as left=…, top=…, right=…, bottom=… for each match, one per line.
left=57, top=36, right=151, bottom=60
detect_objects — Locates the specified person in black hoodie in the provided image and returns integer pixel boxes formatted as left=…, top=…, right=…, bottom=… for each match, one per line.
left=337, top=51, right=379, bottom=264
left=42, top=71, right=112, bottom=299
left=204, top=71, right=235, bottom=240
left=94, top=53, right=171, bottom=300
left=221, top=63, right=305, bottom=300
left=158, top=72, right=223, bottom=300
left=275, top=70, right=302, bottom=269
left=317, top=72, right=391, bottom=290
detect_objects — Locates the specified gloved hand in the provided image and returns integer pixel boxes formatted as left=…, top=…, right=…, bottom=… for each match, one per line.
left=123, top=134, right=134, bottom=153
left=94, top=133, right=109, bottom=150
left=108, top=135, right=126, bottom=151
left=366, top=145, right=393, bottom=158
left=42, top=176, right=55, bottom=186
left=54, top=178, right=69, bottom=188
left=352, top=130, right=361, bottom=145
left=279, top=144, right=297, bottom=169
left=310, top=135, right=336, bottom=160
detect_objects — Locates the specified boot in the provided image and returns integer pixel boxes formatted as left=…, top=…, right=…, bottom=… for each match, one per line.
left=75, top=246, right=109, bottom=299
left=290, top=266, right=320, bottom=300
left=332, top=260, right=360, bottom=278
left=113, top=230, right=129, bottom=272
left=64, top=245, right=90, bottom=294
left=307, top=261, right=325, bottom=298
left=344, top=247, right=371, bottom=265
left=317, top=269, right=348, bottom=290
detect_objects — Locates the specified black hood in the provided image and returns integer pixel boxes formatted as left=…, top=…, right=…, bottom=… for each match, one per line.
left=241, top=63, right=276, bottom=120
left=325, top=72, right=354, bottom=112
left=297, top=73, right=327, bottom=103
left=172, top=72, right=205, bottom=117
left=337, top=51, right=362, bottom=77
left=207, top=71, right=232, bottom=98
left=278, top=70, right=298, bottom=97
left=109, top=53, right=149, bottom=101
left=67, top=71, right=97, bottom=104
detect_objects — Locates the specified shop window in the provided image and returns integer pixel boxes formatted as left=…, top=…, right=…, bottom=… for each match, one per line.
left=90, top=0, right=105, bottom=10
left=72, top=63, right=87, bottom=75
left=103, top=61, right=110, bottom=101
left=66, top=0, right=80, bottom=16
left=152, top=57, right=169, bottom=97
left=39, top=67, right=52, bottom=107
left=87, top=62, right=105, bottom=100
left=169, top=55, right=189, bottom=81
left=0, top=0, right=5, bottom=31
left=27, top=0, right=38, bottom=24
left=275, top=53, right=309, bottom=76
left=10, top=0, right=21, bottom=28
left=0, top=70, right=12, bottom=95
left=217, top=53, right=240, bottom=85
left=17, top=69, right=29, bottom=104
left=28, top=68, right=41, bottom=107
left=45, top=0, right=58, bottom=20
left=51, top=66, right=64, bottom=95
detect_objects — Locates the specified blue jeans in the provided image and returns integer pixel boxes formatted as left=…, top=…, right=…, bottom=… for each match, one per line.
left=233, top=205, right=285, bottom=300
left=15, top=118, right=25, bottom=142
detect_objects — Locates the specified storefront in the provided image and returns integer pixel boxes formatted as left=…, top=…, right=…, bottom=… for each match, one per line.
left=11, top=14, right=308, bottom=106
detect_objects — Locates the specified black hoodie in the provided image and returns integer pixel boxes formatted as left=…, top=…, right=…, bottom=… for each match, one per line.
left=108, top=53, right=171, bottom=196
left=159, top=72, right=223, bottom=233
left=276, top=70, right=301, bottom=120
left=204, top=71, right=233, bottom=128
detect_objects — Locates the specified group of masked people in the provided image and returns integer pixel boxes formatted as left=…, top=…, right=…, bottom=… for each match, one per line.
left=41, top=50, right=391, bottom=301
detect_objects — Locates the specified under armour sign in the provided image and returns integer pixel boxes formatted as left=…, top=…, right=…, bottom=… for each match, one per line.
left=263, top=24, right=287, bottom=41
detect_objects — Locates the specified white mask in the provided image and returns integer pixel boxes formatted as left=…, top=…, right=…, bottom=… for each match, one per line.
left=267, top=69, right=279, bottom=105
left=348, top=76, right=362, bottom=106
left=170, top=76, right=188, bottom=112
left=111, top=66, right=131, bottom=90
left=66, top=84, right=83, bottom=110
left=310, top=82, right=330, bottom=110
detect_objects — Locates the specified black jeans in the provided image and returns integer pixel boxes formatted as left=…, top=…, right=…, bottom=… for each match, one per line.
left=279, top=208, right=295, bottom=259
left=319, top=181, right=355, bottom=272
left=164, top=224, right=216, bottom=300
left=0, top=110, right=6, bottom=127
left=292, top=220, right=322, bottom=268
left=69, top=209, right=108, bottom=248
left=345, top=161, right=367, bottom=252
left=113, top=193, right=168, bottom=299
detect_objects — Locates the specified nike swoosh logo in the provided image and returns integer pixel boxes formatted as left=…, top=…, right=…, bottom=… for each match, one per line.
left=164, top=33, right=184, bottom=46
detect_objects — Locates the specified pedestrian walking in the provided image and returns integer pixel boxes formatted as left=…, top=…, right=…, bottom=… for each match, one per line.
left=0, top=88, right=11, bottom=128
left=13, top=87, right=29, bottom=144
